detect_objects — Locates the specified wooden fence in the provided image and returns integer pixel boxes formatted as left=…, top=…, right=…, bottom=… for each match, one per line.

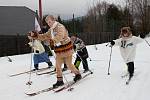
left=0, top=35, right=30, bottom=57
left=0, top=32, right=119, bottom=57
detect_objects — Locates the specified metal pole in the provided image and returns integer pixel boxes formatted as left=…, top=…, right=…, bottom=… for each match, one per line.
left=72, top=13, right=75, bottom=33
left=39, top=0, right=42, bottom=26
left=108, top=46, right=112, bottom=75
left=26, top=39, right=34, bottom=87
left=145, top=39, right=150, bottom=46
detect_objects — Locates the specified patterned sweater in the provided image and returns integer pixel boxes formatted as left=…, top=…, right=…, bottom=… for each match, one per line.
left=72, top=37, right=86, bottom=51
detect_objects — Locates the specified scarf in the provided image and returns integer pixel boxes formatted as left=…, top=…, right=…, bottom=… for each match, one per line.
left=50, top=21, right=58, bottom=38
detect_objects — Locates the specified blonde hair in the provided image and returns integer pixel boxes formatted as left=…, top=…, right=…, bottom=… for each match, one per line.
left=45, top=15, right=56, bottom=22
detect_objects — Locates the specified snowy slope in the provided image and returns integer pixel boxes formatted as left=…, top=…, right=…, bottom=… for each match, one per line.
left=0, top=37, right=150, bottom=100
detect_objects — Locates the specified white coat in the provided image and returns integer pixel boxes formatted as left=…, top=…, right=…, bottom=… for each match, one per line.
left=28, top=40, right=45, bottom=54
left=114, top=36, right=143, bottom=63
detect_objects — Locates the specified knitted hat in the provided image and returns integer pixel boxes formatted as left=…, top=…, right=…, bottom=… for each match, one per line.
left=120, top=27, right=132, bottom=38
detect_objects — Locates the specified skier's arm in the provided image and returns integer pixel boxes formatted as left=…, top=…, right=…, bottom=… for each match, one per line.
left=110, top=38, right=121, bottom=46
left=133, top=36, right=143, bottom=44
left=27, top=31, right=51, bottom=41
left=37, top=30, right=51, bottom=41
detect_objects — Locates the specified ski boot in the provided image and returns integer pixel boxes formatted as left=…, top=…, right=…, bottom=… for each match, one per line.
left=74, top=74, right=82, bottom=82
left=62, top=67, right=67, bottom=71
left=53, top=80, right=64, bottom=88
left=33, top=64, right=39, bottom=71
left=83, top=69, right=89, bottom=73
left=47, top=62, right=53, bottom=68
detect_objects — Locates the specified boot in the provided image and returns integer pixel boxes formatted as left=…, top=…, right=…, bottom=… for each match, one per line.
left=129, top=74, right=133, bottom=80
left=53, top=80, right=64, bottom=88
left=33, top=64, right=39, bottom=71
left=75, top=66, right=79, bottom=70
left=74, top=74, right=82, bottom=82
left=53, top=68, right=56, bottom=72
left=62, top=64, right=67, bottom=71
left=62, top=67, right=67, bottom=71
left=47, top=62, right=53, bottom=68
left=83, top=69, right=89, bottom=73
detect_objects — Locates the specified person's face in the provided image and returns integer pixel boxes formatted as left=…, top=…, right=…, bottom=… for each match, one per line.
left=123, top=33, right=128, bottom=37
left=122, top=30, right=129, bottom=37
left=46, top=18, right=55, bottom=27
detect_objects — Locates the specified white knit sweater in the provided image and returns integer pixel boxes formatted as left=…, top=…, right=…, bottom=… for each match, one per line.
left=114, top=36, right=143, bottom=63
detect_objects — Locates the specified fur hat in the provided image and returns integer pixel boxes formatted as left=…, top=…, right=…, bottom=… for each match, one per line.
left=120, top=27, right=132, bottom=38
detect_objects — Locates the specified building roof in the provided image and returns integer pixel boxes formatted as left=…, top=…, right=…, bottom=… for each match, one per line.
left=0, top=6, right=36, bottom=35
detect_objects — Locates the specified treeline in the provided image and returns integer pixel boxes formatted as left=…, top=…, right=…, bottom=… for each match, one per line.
left=43, top=0, right=150, bottom=44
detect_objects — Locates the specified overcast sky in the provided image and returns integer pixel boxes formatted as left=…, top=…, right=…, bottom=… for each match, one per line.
left=0, top=0, right=123, bottom=19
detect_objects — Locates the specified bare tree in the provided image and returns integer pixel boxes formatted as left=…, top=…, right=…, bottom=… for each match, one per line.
left=126, top=0, right=149, bottom=34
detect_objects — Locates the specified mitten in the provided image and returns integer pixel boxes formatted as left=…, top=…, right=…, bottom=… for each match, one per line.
left=49, top=39, right=54, bottom=50
left=73, top=44, right=76, bottom=50
left=110, top=41, right=115, bottom=46
left=139, top=33, right=145, bottom=38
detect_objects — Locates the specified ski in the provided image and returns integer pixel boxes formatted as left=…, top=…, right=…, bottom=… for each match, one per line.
left=25, top=82, right=70, bottom=96
left=54, top=70, right=93, bottom=93
left=37, top=70, right=74, bottom=76
left=36, top=68, right=67, bottom=76
left=25, top=87, right=55, bottom=96
left=9, top=67, right=50, bottom=77
left=37, top=69, right=93, bottom=76
left=36, top=70, right=55, bottom=75
left=25, top=70, right=93, bottom=96
left=37, top=70, right=73, bottom=76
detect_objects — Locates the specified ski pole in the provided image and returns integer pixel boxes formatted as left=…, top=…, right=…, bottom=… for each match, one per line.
left=107, top=46, right=113, bottom=75
left=88, top=57, right=92, bottom=61
left=48, top=46, right=56, bottom=59
left=7, top=56, right=12, bottom=62
left=67, top=52, right=93, bottom=91
left=144, top=39, right=150, bottom=47
left=89, top=59, right=104, bottom=61
left=48, top=43, right=71, bottom=90
left=26, top=39, right=33, bottom=87
left=76, top=52, right=93, bottom=74
left=106, top=42, right=110, bottom=47
left=94, top=45, right=98, bottom=50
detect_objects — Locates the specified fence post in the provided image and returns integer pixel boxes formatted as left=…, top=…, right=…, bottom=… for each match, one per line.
left=16, top=33, right=20, bottom=54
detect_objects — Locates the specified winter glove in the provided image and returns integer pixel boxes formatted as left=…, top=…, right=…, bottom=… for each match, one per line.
left=139, top=33, right=145, bottom=38
left=73, top=44, right=80, bottom=51
left=110, top=41, right=115, bottom=46
left=49, top=39, right=54, bottom=50
left=35, top=50, right=39, bottom=53
left=73, top=44, right=76, bottom=50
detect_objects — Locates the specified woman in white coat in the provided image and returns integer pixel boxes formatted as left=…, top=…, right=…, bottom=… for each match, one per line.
left=110, top=27, right=143, bottom=80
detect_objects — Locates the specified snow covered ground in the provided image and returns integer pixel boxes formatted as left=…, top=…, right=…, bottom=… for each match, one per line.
left=0, top=37, right=150, bottom=100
